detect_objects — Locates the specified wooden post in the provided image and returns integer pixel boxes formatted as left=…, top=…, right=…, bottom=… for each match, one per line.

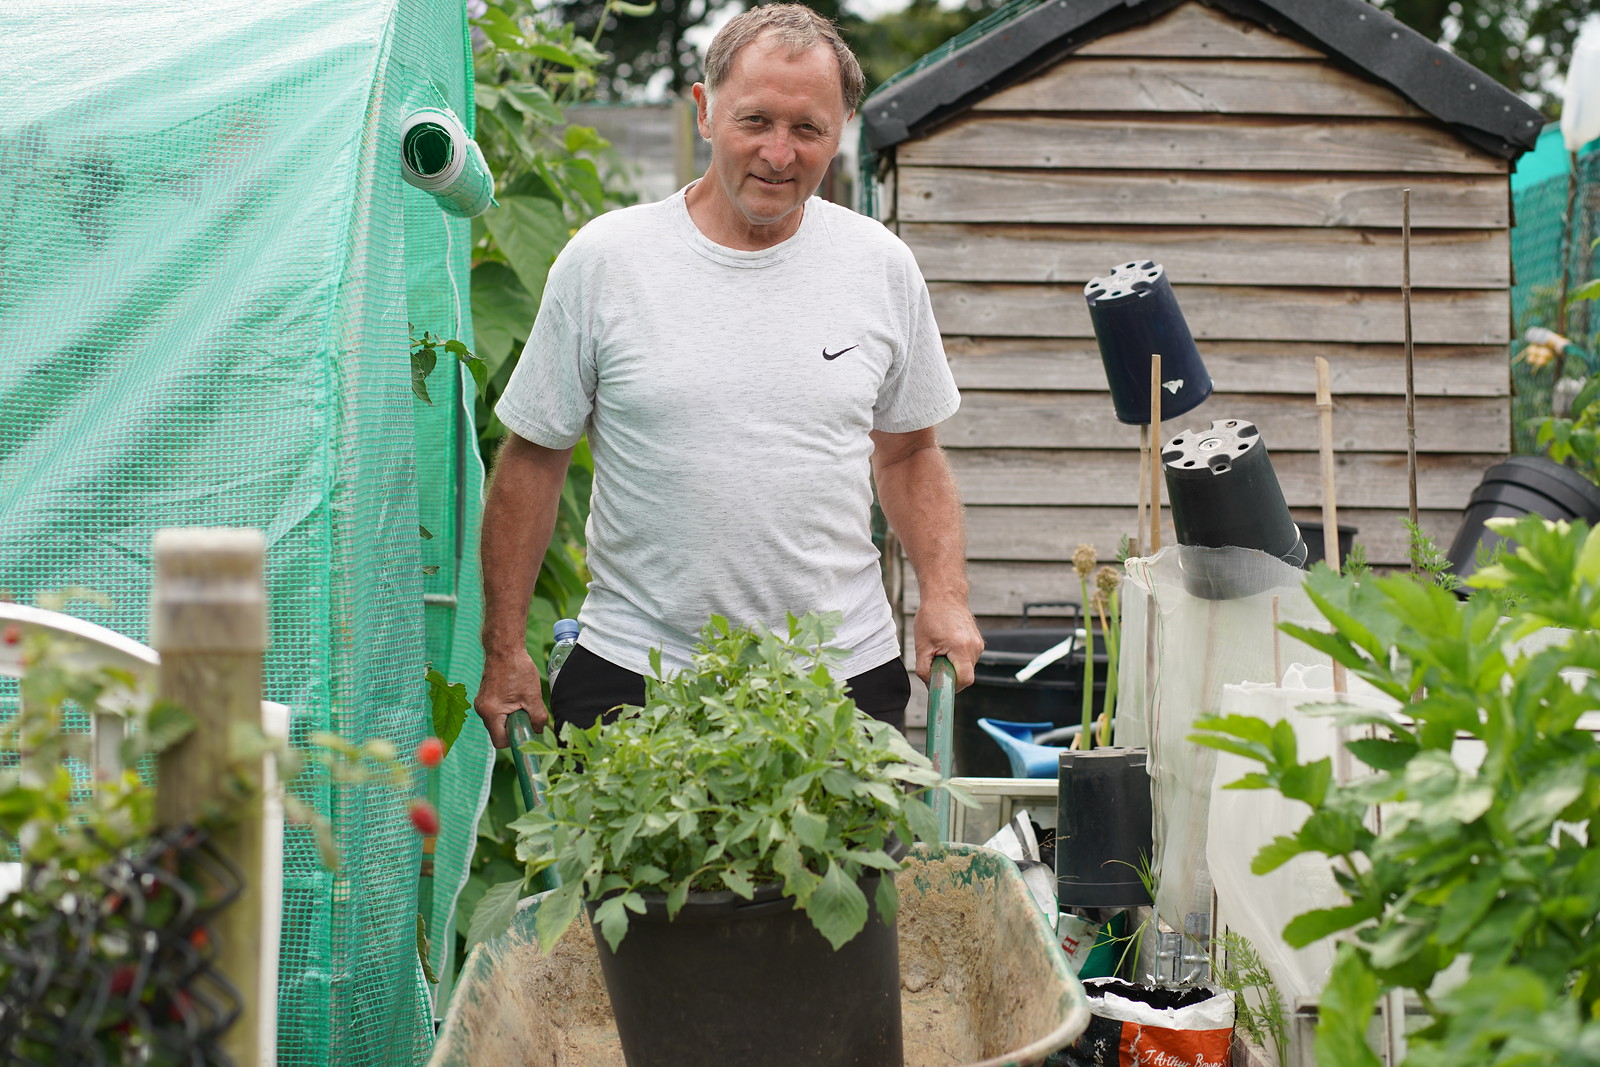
left=1148, top=354, right=1163, bottom=553
left=1135, top=425, right=1149, bottom=558
left=151, top=528, right=268, bottom=1067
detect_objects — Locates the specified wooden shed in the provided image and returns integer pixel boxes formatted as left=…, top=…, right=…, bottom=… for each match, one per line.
left=861, top=0, right=1543, bottom=630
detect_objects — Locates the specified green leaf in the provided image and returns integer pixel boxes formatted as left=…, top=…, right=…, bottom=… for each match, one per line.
left=875, top=874, right=900, bottom=928
left=468, top=262, right=537, bottom=377
left=419, top=525, right=433, bottom=540
left=721, top=868, right=756, bottom=897
left=411, top=344, right=437, bottom=404
left=499, top=83, right=563, bottom=126
left=417, top=913, right=439, bottom=984
left=473, top=7, right=526, bottom=51
left=1346, top=737, right=1418, bottom=771
left=791, top=809, right=828, bottom=851
left=142, top=700, right=196, bottom=755
left=426, top=668, right=471, bottom=756
left=483, top=196, right=569, bottom=306
left=1251, top=834, right=1309, bottom=875
left=1568, top=278, right=1600, bottom=303
left=594, top=895, right=633, bottom=951
left=533, top=880, right=585, bottom=953
left=809, top=860, right=870, bottom=951
left=1284, top=902, right=1379, bottom=947
left=1314, top=945, right=1384, bottom=1067
left=1503, top=759, right=1587, bottom=838
left=525, top=42, right=587, bottom=69
left=466, top=877, right=525, bottom=951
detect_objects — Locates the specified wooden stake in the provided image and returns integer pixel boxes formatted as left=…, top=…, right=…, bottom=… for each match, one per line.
left=152, top=528, right=269, bottom=1067
left=1403, top=188, right=1419, bottom=535
left=1149, top=354, right=1163, bottom=553
left=1135, top=425, right=1149, bottom=558
left=1315, top=358, right=1350, bottom=697
left=1316, top=357, right=1341, bottom=573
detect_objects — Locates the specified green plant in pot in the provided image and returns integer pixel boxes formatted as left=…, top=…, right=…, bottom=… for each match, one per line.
left=512, top=611, right=957, bottom=1067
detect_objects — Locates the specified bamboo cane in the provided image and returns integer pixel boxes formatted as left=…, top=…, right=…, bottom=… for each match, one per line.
left=1149, top=354, right=1163, bottom=553
left=1316, top=358, right=1349, bottom=698
left=1403, top=188, right=1419, bottom=540
left=1136, top=425, right=1149, bottom=558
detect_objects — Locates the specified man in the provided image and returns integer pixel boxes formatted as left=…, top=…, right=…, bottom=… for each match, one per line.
left=473, top=3, right=982, bottom=748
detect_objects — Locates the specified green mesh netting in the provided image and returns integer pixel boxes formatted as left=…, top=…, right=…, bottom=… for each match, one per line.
left=1511, top=128, right=1600, bottom=454
left=0, top=1, right=489, bottom=1063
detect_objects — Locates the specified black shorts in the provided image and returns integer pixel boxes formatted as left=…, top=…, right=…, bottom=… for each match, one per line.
left=551, top=643, right=912, bottom=734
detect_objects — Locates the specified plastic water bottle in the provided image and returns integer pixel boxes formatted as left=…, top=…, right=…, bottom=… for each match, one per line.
left=546, top=618, right=580, bottom=684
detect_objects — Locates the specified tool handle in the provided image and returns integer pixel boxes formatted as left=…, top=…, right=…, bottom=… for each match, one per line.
left=925, top=655, right=956, bottom=844
left=507, top=708, right=562, bottom=892
left=507, top=708, right=543, bottom=813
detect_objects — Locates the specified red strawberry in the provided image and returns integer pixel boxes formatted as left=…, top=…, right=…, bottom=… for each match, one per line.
left=408, top=799, right=439, bottom=836
left=416, top=737, right=445, bottom=768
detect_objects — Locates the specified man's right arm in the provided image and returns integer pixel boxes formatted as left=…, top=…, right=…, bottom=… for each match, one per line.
left=476, top=431, right=576, bottom=747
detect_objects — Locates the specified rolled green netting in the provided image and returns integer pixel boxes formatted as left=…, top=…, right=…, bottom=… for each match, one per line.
left=0, top=0, right=490, bottom=1062
left=401, top=106, right=496, bottom=218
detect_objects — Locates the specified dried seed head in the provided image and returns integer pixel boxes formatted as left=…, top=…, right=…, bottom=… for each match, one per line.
left=1073, top=543, right=1097, bottom=578
left=1095, top=565, right=1121, bottom=599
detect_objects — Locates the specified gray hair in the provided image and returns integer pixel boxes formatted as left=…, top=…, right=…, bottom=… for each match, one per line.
left=702, top=4, right=865, bottom=114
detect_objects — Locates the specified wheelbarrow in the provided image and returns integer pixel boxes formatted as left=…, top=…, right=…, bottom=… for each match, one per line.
left=431, top=660, right=1090, bottom=1066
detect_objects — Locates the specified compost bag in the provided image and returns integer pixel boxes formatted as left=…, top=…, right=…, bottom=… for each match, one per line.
left=1060, top=978, right=1233, bottom=1067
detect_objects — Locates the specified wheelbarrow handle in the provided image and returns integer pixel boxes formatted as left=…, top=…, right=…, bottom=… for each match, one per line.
left=925, top=656, right=956, bottom=844
left=507, top=708, right=562, bottom=892
left=506, top=708, right=544, bottom=814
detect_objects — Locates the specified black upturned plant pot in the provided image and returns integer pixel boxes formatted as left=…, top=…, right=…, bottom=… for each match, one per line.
left=589, top=871, right=903, bottom=1067
left=1084, top=261, right=1213, bottom=425
left=1447, top=455, right=1600, bottom=582
left=1056, top=748, right=1154, bottom=909
left=1162, top=419, right=1307, bottom=599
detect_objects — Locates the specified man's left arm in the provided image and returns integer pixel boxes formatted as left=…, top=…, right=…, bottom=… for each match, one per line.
left=870, top=427, right=985, bottom=689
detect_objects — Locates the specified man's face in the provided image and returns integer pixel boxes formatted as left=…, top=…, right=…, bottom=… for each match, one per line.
left=692, top=34, right=850, bottom=243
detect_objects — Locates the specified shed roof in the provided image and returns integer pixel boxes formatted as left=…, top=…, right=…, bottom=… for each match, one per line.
left=862, top=0, right=1544, bottom=161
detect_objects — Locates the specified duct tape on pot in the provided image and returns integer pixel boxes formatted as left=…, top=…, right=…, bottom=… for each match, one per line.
left=400, top=107, right=496, bottom=219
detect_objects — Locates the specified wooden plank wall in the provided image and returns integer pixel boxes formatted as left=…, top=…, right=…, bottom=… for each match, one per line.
left=885, top=0, right=1512, bottom=630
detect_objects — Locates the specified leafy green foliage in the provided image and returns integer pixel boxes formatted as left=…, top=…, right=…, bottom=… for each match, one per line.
left=1534, top=377, right=1600, bottom=487
left=1191, top=517, right=1600, bottom=1064
left=511, top=613, right=959, bottom=953
left=1214, top=931, right=1288, bottom=1064
left=410, top=323, right=486, bottom=405
left=425, top=666, right=470, bottom=756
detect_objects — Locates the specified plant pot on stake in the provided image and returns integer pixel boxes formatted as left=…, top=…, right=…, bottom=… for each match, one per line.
left=1162, top=419, right=1308, bottom=599
left=513, top=613, right=956, bottom=1067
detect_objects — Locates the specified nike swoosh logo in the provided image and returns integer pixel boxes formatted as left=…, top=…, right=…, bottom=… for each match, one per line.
left=822, top=345, right=858, bottom=360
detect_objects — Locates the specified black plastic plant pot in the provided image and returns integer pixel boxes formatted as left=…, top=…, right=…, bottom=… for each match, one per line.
left=1446, top=455, right=1600, bottom=582
left=589, top=872, right=902, bottom=1067
left=1162, top=419, right=1306, bottom=598
left=1084, top=261, right=1213, bottom=425
left=1056, top=748, right=1153, bottom=909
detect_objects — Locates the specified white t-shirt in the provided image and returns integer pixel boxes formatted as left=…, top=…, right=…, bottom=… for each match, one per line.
left=496, top=186, right=959, bottom=676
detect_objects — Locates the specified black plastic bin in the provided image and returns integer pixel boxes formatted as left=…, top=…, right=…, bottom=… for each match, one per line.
left=955, top=604, right=1111, bottom=779
left=1447, top=455, right=1600, bottom=581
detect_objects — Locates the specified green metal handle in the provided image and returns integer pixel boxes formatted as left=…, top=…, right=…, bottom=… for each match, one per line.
left=507, top=708, right=560, bottom=891
left=926, top=656, right=956, bottom=844
left=507, top=708, right=543, bottom=813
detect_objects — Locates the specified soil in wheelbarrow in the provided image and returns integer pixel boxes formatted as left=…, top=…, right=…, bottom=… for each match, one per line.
left=433, top=848, right=1079, bottom=1067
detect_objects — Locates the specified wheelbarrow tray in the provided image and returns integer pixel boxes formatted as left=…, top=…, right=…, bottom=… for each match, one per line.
left=431, top=843, right=1089, bottom=1067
